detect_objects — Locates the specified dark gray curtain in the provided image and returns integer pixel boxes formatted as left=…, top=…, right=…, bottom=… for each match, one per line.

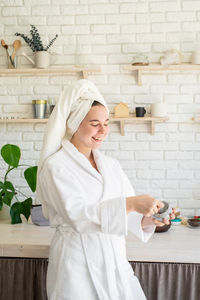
left=131, top=261, right=200, bottom=300
left=0, top=258, right=200, bottom=300
left=0, top=257, right=48, bottom=300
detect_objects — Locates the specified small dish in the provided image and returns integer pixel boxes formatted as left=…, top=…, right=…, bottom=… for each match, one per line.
left=131, top=54, right=149, bottom=66
left=171, top=218, right=182, bottom=225
left=187, top=218, right=200, bottom=227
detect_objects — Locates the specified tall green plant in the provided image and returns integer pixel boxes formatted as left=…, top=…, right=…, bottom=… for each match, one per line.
left=0, top=144, right=37, bottom=224
left=15, top=24, right=58, bottom=52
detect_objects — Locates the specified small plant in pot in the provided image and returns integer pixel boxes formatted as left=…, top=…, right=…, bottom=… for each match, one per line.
left=15, top=24, right=58, bottom=68
left=0, top=144, right=37, bottom=224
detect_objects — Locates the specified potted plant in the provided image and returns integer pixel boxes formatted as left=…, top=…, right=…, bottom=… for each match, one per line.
left=0, top=144, right=37, bottom=224
left=15, top=24, right=58, bottom=68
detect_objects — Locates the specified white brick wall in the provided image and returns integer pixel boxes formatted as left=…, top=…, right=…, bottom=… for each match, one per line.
left=0, top=0, right=200, bottom=215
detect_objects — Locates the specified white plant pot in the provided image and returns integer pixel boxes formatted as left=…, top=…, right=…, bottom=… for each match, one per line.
left=35, top=51, right=50, bottom=69
left=0, top=204, right=10, bottom=221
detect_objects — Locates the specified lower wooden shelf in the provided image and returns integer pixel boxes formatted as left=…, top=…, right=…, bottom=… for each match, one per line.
left=0, top=116, right=169, bottom=135
left=0, top=118, right=48, bottom=123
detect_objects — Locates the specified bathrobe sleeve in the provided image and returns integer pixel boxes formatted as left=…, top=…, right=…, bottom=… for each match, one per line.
left=116, top=161, right=156, bottom=243
left=40, top=162, right=127, bottom=235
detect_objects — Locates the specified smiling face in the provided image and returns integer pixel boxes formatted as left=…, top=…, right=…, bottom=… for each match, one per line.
left=71, top=104, right=109, bottom=155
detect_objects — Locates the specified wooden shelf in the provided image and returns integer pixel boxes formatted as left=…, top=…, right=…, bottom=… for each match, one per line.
left=0, top=67, right=101, bottom=78
left=0, top=116, right=169, bottom=135
left=192, top=117, right=200, bottom=122
left=124, top=63, right=200, bottom=85
left=110, top=116, right=169, bottom=135
left=0, top=118, right=48, bottom=123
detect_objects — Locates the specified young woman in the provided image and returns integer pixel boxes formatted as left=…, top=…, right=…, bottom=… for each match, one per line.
left=37, top=80, right=174, bottom=300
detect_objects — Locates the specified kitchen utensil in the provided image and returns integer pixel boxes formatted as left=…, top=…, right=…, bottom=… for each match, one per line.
left=153, top=201, right=170, bottom=221
left=11, top=40, right=21, bottom=63
left=1, top=39, right=9, bottom=53
left=1, top=40, right=10, bottom=59
left=1, top=39, right=15, bottom=68
left=1, top=39, right=8, bottom=50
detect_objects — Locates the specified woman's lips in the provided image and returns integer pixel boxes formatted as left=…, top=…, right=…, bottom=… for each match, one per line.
left=92, top=137, right=103, bottom=142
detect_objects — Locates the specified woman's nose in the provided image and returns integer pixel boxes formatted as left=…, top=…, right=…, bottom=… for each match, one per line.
left=98, top=125, right=105, bottom=133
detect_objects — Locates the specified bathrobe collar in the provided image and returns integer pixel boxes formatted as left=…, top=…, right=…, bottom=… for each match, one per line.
left=61, top=138, right=103, bottom=183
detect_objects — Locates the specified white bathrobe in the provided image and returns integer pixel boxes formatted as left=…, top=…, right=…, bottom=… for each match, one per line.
left=39, top=139, right=155, bottom=300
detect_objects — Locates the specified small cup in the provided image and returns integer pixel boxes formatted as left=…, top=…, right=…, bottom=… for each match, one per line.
left=32, top=100, right=47, bottom=119
left=135, top=107, right=146, bottom=117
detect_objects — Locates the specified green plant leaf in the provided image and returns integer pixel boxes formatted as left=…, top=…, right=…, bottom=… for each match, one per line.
left=0, top=181, right=3, bottom=210
left=10, top=202, right=21, bottom=224
left=24, top=166, right=37, bottom=192
left=20, top=197, right=32, bottom=221
left=1, top=181, right=15, bottom=206
left=10, top=198, right=32, bottom=224
left=1, top=144, right=21, bottom=167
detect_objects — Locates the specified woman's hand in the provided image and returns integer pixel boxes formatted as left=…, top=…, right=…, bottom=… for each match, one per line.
left=141, top=208, right=176, bottom=229
left=126, top=194, right=164, bottom=216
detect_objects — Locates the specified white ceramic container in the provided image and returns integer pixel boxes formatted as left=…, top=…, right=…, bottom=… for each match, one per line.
left=192, top=51, right=200, bottom=64
left=151, top=103, right=167, bottom=117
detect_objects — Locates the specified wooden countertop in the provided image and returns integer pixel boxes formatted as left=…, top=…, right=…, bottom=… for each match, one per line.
left=0, top=221, right=200, bottom=263
left=0, top=221, right=55, bottom=258
left=126, top=225, right=200, bottom=264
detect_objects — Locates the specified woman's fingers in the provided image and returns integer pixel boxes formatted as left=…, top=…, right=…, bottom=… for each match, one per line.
left=152, top=219, right=165, bottom=226
left=148, top=206, right=178, bottom=228
left=156, top=201, right=164, bottom=210
left=127, top=195, right=170, bottom=217
left=144, top=199, right=164, bottom=217
left=148, top=200, right=163, bottom=216
left=162, top=218, right=170, bottom=225
left=153, top=217, right=170, bottom=227
left=169, top=212, right=175, bottom=220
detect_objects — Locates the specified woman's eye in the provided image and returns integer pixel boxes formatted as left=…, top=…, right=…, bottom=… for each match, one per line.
left=91, top=123, right=109, bottom=127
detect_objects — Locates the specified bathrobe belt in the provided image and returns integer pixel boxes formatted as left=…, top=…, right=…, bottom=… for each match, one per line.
left=56, top=225, right=130, bottom=300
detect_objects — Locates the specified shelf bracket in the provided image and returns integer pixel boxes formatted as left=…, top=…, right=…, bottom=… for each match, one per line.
left=138, top=70, right=142, bottom=86
left=151, top=120, right=155, bottom=135
left=120, top=120, right=125, bottom=136
left=82, top=70, right=88, bottom=79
